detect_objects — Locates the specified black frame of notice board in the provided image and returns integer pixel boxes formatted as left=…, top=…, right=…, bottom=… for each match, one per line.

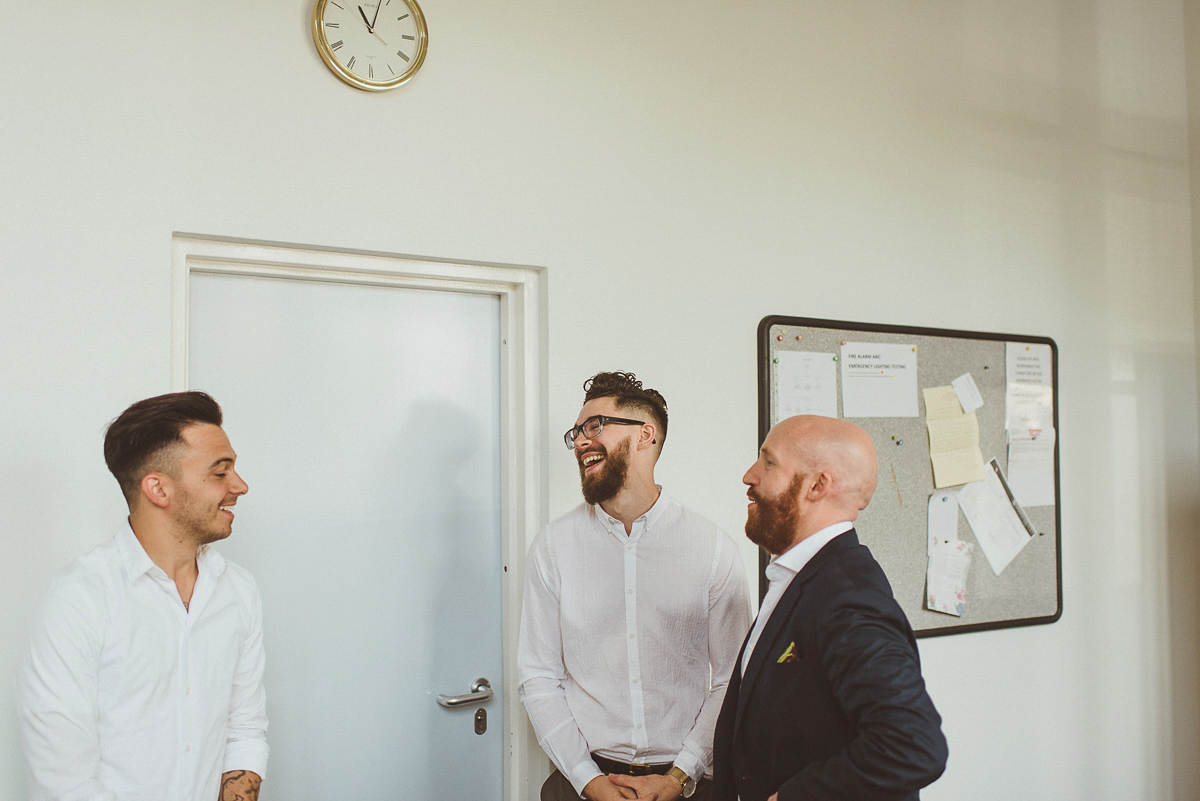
left=757, top=315, right=1062, bottom=638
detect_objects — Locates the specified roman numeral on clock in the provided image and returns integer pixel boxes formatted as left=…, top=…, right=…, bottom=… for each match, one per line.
left=330, top=40, right=344, bottom=50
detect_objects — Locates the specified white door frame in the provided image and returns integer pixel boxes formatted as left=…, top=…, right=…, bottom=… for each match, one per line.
left=171, top=234, right=547, bottom=801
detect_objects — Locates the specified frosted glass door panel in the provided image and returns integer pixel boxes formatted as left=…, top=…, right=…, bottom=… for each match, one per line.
left=189, top=273, right=503, bottom=800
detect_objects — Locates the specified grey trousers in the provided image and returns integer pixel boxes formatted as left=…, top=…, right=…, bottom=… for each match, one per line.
left=540, top=769, right=713, bottom=801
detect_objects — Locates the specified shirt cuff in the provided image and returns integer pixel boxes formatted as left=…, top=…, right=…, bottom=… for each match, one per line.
left=568, top=760, right=603, bottom=798
left=672, top=749, right=706, bottom=782
left=223, top=738, right=270, bottom=780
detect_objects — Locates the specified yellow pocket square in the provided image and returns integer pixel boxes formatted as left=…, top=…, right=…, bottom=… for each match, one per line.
left=777, top=642, right=799, bottom=663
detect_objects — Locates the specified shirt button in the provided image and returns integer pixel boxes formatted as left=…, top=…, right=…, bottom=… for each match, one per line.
left=186, top=686, right=191, bottom=695
left=627, top=588, right=633, bottom=594
left=636, top=723, right=643, bottom=729
left=627, top=546, right=633, bottom=552
left=632, top=679, right=638, bottom=684
left=185, top=745, right=191, bottom=752
left=629, top=633, right=635, bottom=639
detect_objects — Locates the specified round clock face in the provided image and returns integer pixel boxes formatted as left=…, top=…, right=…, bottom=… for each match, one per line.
left=312, top=0, right=428, bottom=91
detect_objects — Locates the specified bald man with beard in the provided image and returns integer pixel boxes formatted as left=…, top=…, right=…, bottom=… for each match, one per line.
left=712, top=416, right=947, bottom=801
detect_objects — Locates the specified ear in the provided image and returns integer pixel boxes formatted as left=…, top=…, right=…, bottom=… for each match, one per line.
left=636, top=422, right=658, bottom=451
left=806, top=471, right=834, bottom=500
left=139, top=473, right=172, bottom=511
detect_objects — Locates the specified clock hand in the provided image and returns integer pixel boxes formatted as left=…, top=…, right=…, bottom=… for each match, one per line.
left=371, top=0, right=383, bottom=29
left=371, top=31, right=388, bottom=46
left=358, top=5, right=374, bottom=31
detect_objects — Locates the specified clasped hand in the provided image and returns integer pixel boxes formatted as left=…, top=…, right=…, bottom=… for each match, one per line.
left=583, top=773, right=684, bottom=801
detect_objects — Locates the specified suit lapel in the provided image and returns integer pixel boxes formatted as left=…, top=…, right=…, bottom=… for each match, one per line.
left=734, top=530, right=859, bottom=736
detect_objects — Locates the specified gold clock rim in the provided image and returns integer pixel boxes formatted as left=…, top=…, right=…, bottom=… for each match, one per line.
left=312, top=0, right=428, bottom=92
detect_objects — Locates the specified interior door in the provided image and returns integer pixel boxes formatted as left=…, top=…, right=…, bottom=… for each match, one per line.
left=188, top=272, right=503, bottom=800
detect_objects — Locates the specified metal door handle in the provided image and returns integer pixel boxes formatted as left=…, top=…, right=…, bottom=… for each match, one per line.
left=437, top=677, right=492, bottom=708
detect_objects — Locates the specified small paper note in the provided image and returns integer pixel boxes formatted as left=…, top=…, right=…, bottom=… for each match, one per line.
left=840, top=342, right=918, bottom=418
left=775, top=350, right=838, bottom=420
left=927, top=490, right=960, bottom=554
left=923, top=386, right=986, bottom=488
left=951, top=372, right=984, bottom=414
left=958, top=459, right=1035, bottom=575
left=926, top=540, right=974, bottom=617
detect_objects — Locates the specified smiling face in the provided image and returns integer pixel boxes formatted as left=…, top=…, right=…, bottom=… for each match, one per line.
left=166, top=423, right=249, bottom=546
left=743, top=428, right=806, bottom=555
left=572, top=396, right=642, bottom=506
left=743, top=416, right=881, bottom=555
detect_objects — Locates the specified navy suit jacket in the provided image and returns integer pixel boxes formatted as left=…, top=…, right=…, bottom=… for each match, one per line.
left=712, top=530, right=947, bottom=801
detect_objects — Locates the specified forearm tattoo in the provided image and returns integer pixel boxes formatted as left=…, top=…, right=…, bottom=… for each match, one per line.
left=220, top=770, right=261, bottom=801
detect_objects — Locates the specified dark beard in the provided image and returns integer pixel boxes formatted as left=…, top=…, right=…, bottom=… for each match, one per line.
left=579, top=438, right=631, bottom=506
left=745, top=474, right=804, bottom=555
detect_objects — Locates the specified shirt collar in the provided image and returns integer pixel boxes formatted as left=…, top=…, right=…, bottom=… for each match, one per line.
left=115, top=518, right=227, bottom=583
left=766, top=520, right=854, bottom=583
left=595, top=486, right=670, bottom=538
left=115, top=519, right=157, bottom=583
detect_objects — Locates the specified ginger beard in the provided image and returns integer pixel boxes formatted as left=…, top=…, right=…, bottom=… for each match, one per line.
left=578, top=438, right=632, bottom=506
left=745, top=473, right=805, bottom=556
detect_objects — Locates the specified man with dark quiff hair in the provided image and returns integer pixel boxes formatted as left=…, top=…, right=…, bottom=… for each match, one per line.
left=19, top=391, right=269, bottom=801
left=103, top=390, right=224, bottom=505
left=519, top=371, right=750, bottom=801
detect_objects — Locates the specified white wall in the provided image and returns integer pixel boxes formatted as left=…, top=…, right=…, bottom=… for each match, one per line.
left=2, top=1, right=1198, bottom=799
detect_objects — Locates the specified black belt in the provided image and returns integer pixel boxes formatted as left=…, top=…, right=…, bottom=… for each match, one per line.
left=591, top=753, right=672, bottom=776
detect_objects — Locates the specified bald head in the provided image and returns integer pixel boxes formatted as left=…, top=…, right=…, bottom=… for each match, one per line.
left=773, top=415, right=878, bottom=513
left=743, top=415, right=878, bottom=553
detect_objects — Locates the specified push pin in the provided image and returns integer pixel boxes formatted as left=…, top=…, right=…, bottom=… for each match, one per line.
left=795, top=335, right=802, bottom=341
left=776, top=334, right=784, bottom=342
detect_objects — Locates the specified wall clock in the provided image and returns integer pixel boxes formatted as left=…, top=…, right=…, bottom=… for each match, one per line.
left=312, top=0, right=428, bottom=91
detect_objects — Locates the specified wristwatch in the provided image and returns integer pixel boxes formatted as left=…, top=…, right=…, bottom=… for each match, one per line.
left=667, top=766, right=697, bottom=798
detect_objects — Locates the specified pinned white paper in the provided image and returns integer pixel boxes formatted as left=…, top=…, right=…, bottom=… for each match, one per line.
left=775, top=350, right=838, bottom=420
left=927, top=490, right=960, bottom=554
left=840, top=342, right=918, bottom=418
left=958, top=459, right=1035, bottom=575
left=1006, top=428, right=1056, bottom=507
left=1006, top=343, right=1053, bottom=434
left=951, top=372, right=984, bottom=414
left=926, top=540, right=974, bottom=617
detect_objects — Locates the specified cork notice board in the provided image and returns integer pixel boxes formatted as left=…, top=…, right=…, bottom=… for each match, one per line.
left=757, top=316, right=1061, bottom=637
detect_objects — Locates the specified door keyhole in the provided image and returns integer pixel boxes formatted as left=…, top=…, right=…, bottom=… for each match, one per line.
left=474, top=708, right=487, bottom=735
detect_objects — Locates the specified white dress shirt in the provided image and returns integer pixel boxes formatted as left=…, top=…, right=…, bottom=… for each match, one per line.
left=518, top=490, right=751, bottom=796
left=740, top=521, right=853, bottom=676
left=19, top=521, right=269, bottom=801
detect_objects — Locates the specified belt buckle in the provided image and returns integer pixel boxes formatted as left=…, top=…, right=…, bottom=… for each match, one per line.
left=629, top=762, right=650, bottom=776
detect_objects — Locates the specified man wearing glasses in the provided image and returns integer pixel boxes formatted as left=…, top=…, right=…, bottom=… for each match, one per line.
left=518, top=372, right=750, bottom=801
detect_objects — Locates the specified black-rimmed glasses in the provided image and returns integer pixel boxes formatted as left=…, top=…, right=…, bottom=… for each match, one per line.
left=563, top=415, right=646, bottom=450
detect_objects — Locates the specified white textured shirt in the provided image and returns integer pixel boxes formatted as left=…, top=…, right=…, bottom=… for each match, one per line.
left=518, top=491, right=751, bottom=796
left=740, top=520, right=854, bottom=676
left=19, top=522, right=269, bottom=801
